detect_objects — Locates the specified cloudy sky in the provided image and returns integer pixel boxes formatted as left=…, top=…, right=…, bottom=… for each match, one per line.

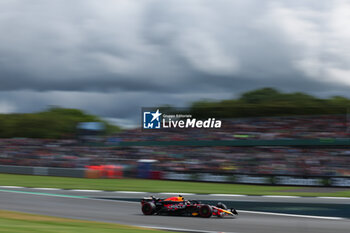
left=1, top=0, right=350, bottom=127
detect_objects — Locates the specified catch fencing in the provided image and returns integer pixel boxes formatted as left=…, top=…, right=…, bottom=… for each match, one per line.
left=1, top=165, right=350, bottom=187
left=161, top=171, right=350, bottom=187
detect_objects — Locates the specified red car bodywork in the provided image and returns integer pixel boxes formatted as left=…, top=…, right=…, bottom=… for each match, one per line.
left=141, top=196, right=238, bottom=218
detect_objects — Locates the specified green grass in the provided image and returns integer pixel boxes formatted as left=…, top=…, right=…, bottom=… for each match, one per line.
left=0, top=210, right=166, bottom=233
left=0, top=173, right=349, bottom=197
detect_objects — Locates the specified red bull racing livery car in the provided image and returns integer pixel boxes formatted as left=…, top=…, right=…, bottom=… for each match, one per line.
left=141, top=195, right=238, bottom=218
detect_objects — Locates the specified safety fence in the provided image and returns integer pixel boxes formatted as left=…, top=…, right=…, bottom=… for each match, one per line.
left=1, top=165, right=350, bottom=187
left=160, top=171, right=350, bottom=187
left=0, top=165, right=122, bottom=179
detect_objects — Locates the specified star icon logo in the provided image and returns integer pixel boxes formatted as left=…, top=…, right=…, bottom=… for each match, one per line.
left=150, top=109, right=162, bottom=122
left=142, top=108, right=162, bottom=129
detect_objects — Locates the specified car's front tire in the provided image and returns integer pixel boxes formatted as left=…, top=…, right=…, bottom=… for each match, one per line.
left=199, top=205, right=212, bottom=218
left=142, top=202, right=156, bottom=215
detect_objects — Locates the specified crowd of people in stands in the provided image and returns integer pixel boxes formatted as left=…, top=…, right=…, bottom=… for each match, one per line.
left=0, top=140, right=349, bottom=177
left=116, top=115, right=349, bottom=142
left=0, top=115, right=349, bottom=176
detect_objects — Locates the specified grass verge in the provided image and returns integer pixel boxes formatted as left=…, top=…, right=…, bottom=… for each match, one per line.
left=0, top=209, right=166, bottom=233
left=0, top=173, right=349, bottom=197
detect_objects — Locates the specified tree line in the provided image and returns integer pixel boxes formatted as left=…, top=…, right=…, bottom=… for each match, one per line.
left=0, top=107, right=120, bottom=138
left=167, top=88, right=350, bottom=119
left=1, top=88, right=350, bottom=138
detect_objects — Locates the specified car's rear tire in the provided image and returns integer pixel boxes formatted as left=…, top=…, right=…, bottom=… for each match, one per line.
left=199, top=205, right=212, bottom=218
left=142, top=202, right=156, bottom=215
left=216, top=202, right=227, bottom=210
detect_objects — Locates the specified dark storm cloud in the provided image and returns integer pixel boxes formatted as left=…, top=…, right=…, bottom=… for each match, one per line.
left=0, top=0, right=350, bottom=126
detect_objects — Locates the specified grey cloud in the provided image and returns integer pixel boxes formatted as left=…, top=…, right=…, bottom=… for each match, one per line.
left=0, top=0, right=350, bottom=123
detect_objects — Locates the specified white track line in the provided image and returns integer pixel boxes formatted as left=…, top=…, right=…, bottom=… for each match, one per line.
left=114, top=191, right=147, bottom=194
left=31, top=188, right=60, bottom=191
left=238, top=210, right=344, bottom=220
left=70, top=189, right=103, bottom=192
left=89, top=198, right=140, bottom=205
left=1, top=186, right=350, bottom=200
left=0, top=189, right=139, bottom=204
left=209, top=194, right=246, bottom=197
left=317, top=197, right=350, bottom=200
left=262, top=195, right=300, bottom=198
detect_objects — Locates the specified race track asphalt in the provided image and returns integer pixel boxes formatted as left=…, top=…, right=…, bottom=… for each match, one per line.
left=0, top=187, right=349, bottom=233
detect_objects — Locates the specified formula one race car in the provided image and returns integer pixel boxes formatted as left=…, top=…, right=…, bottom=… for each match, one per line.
left=141, top=195, right=238, bottom=218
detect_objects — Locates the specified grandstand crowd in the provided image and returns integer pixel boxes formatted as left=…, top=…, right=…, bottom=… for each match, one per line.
left=118, top=115, right=348, bottom=142
left=0, top=115, right=349, bottom=177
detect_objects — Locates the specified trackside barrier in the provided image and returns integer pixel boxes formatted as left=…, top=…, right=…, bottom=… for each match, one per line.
left=0, top=165, right=85, bottom=178
left=85, top=169, right=101, bottom=178
left=48, top=167, right=85, bottom=178
left=1, top=165, right=349, bottom=186
left=151, top=171, right=161, bottom=179
left=0, top=165, right=33, bottom=175
left=160, top=171, right=350, bottom=187
left=0, top=165, right=122, bottom=179
left=85, top=165, right=123, bottom=178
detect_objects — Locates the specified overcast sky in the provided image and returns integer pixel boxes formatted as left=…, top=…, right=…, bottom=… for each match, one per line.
left=1, top=0, right=350, bottom=127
